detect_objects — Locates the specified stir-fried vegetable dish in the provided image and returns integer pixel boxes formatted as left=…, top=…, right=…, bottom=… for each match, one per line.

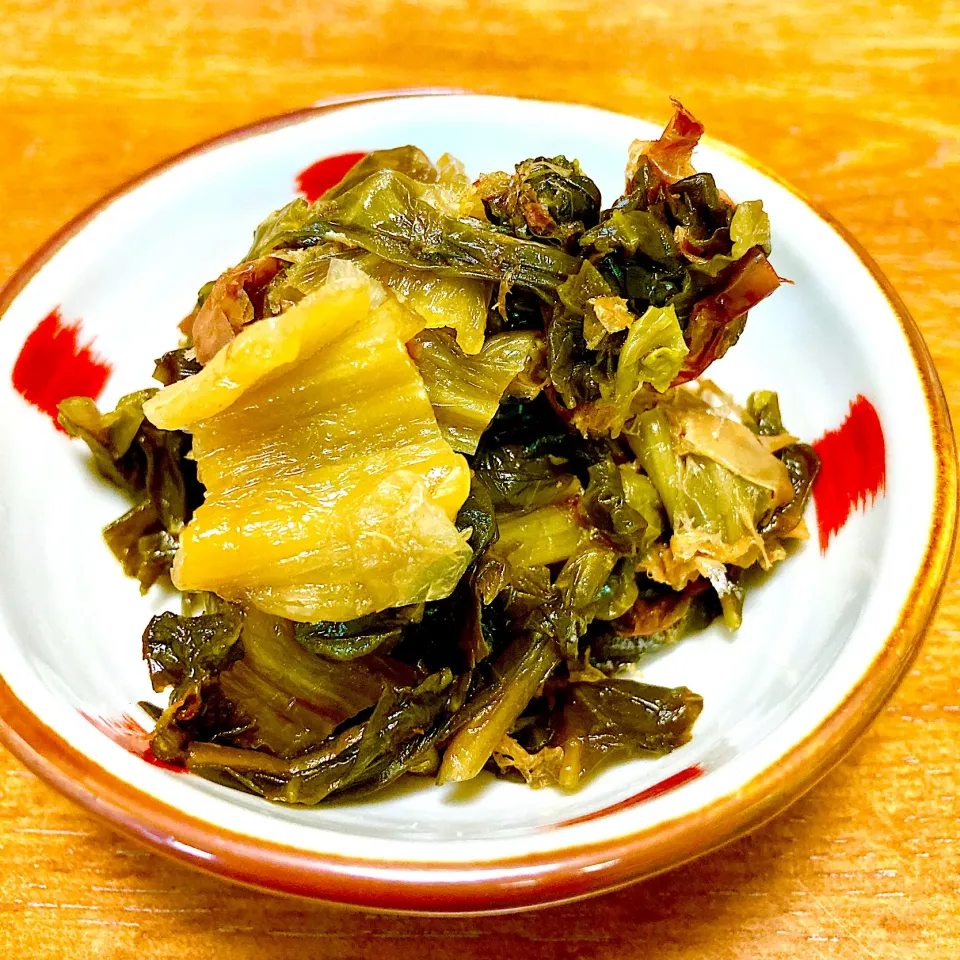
left=60, top=102, right=818, bottom=804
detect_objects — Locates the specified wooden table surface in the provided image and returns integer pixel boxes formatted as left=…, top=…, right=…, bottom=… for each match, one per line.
left=1, top=0, right=958, bottom=956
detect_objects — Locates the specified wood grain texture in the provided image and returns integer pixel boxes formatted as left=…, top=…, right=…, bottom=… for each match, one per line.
left=1, top=0, right=958, bottom=955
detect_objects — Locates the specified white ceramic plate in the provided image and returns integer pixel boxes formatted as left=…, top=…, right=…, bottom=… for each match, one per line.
left=0, top=92, right=954, bottom=913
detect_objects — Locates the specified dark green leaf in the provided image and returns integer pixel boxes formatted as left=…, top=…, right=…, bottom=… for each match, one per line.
left=473, top=443, right=580, bottom=511
left=153, top=349, right=202, bottom=386
left=581, top=209, right=682, bottom=269
left=456, top=479, right=499, bottom=559
left=580, top=459, right=649, bottom=553
left=293, top=610, right=412, bottom=661
left=571, top=678, right=703, bottom=755
left=142, top=608, right=244, bottom=692
left=478, top=155, right=601, bottom=251
left=760, top=443, right=821, bottom=537
left=59, top=390, right=203, bottom=591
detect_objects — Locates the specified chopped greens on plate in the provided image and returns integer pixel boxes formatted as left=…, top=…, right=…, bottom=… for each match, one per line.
left=60, top=101, right=818, bottom=804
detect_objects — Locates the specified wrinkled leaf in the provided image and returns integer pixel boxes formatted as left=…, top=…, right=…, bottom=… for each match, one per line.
left=59, top=390, right=201, bottom=591
left=760, top=443, right=821, bottom=538
left=409, top=329, right=544, bottom=453
left=293, top=609, right=414, bottom=661
left=478, top=155, right=601, bottom=251
left=572, top=678, right=703, bottom=754
left=611, top=303, right=688, bottom=432
left=153, top=349, right=202, bottom=386
left=143, top=608, right=244, bottom=692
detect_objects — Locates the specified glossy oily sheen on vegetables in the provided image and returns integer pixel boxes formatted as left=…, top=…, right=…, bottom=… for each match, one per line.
left=60, top=102, right=819, bottom=803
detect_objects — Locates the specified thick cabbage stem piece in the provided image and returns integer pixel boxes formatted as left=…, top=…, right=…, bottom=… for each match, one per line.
left=491, top=501, right=583, bottom=568
left=143, top=272, right=471, bottom=622
left=240, top=471, right=472, bottom=621
left=144, top=272, right=372, bottom=430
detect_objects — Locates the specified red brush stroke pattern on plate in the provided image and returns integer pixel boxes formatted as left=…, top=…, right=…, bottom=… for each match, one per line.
left=296, top=151, right=367, bottom=202
left=82, top=712, right=183, bottom=772
left=812, top=395, right=886, bottom=552
left=547, top=764, right=704, bottom=830
left=12, top=308, right=112, bottom=431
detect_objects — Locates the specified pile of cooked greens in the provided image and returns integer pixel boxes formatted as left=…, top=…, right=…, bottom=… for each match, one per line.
left=60, top=102, right=818, bottom=804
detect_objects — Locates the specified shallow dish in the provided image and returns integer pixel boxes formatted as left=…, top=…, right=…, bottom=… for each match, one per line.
left=0, top=92, right=954, bottom=914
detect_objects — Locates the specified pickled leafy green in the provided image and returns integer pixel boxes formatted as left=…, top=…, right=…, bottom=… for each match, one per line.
left=59, top=388, right=203, bottom=592
left=59, top=101, right=819, bottom=804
